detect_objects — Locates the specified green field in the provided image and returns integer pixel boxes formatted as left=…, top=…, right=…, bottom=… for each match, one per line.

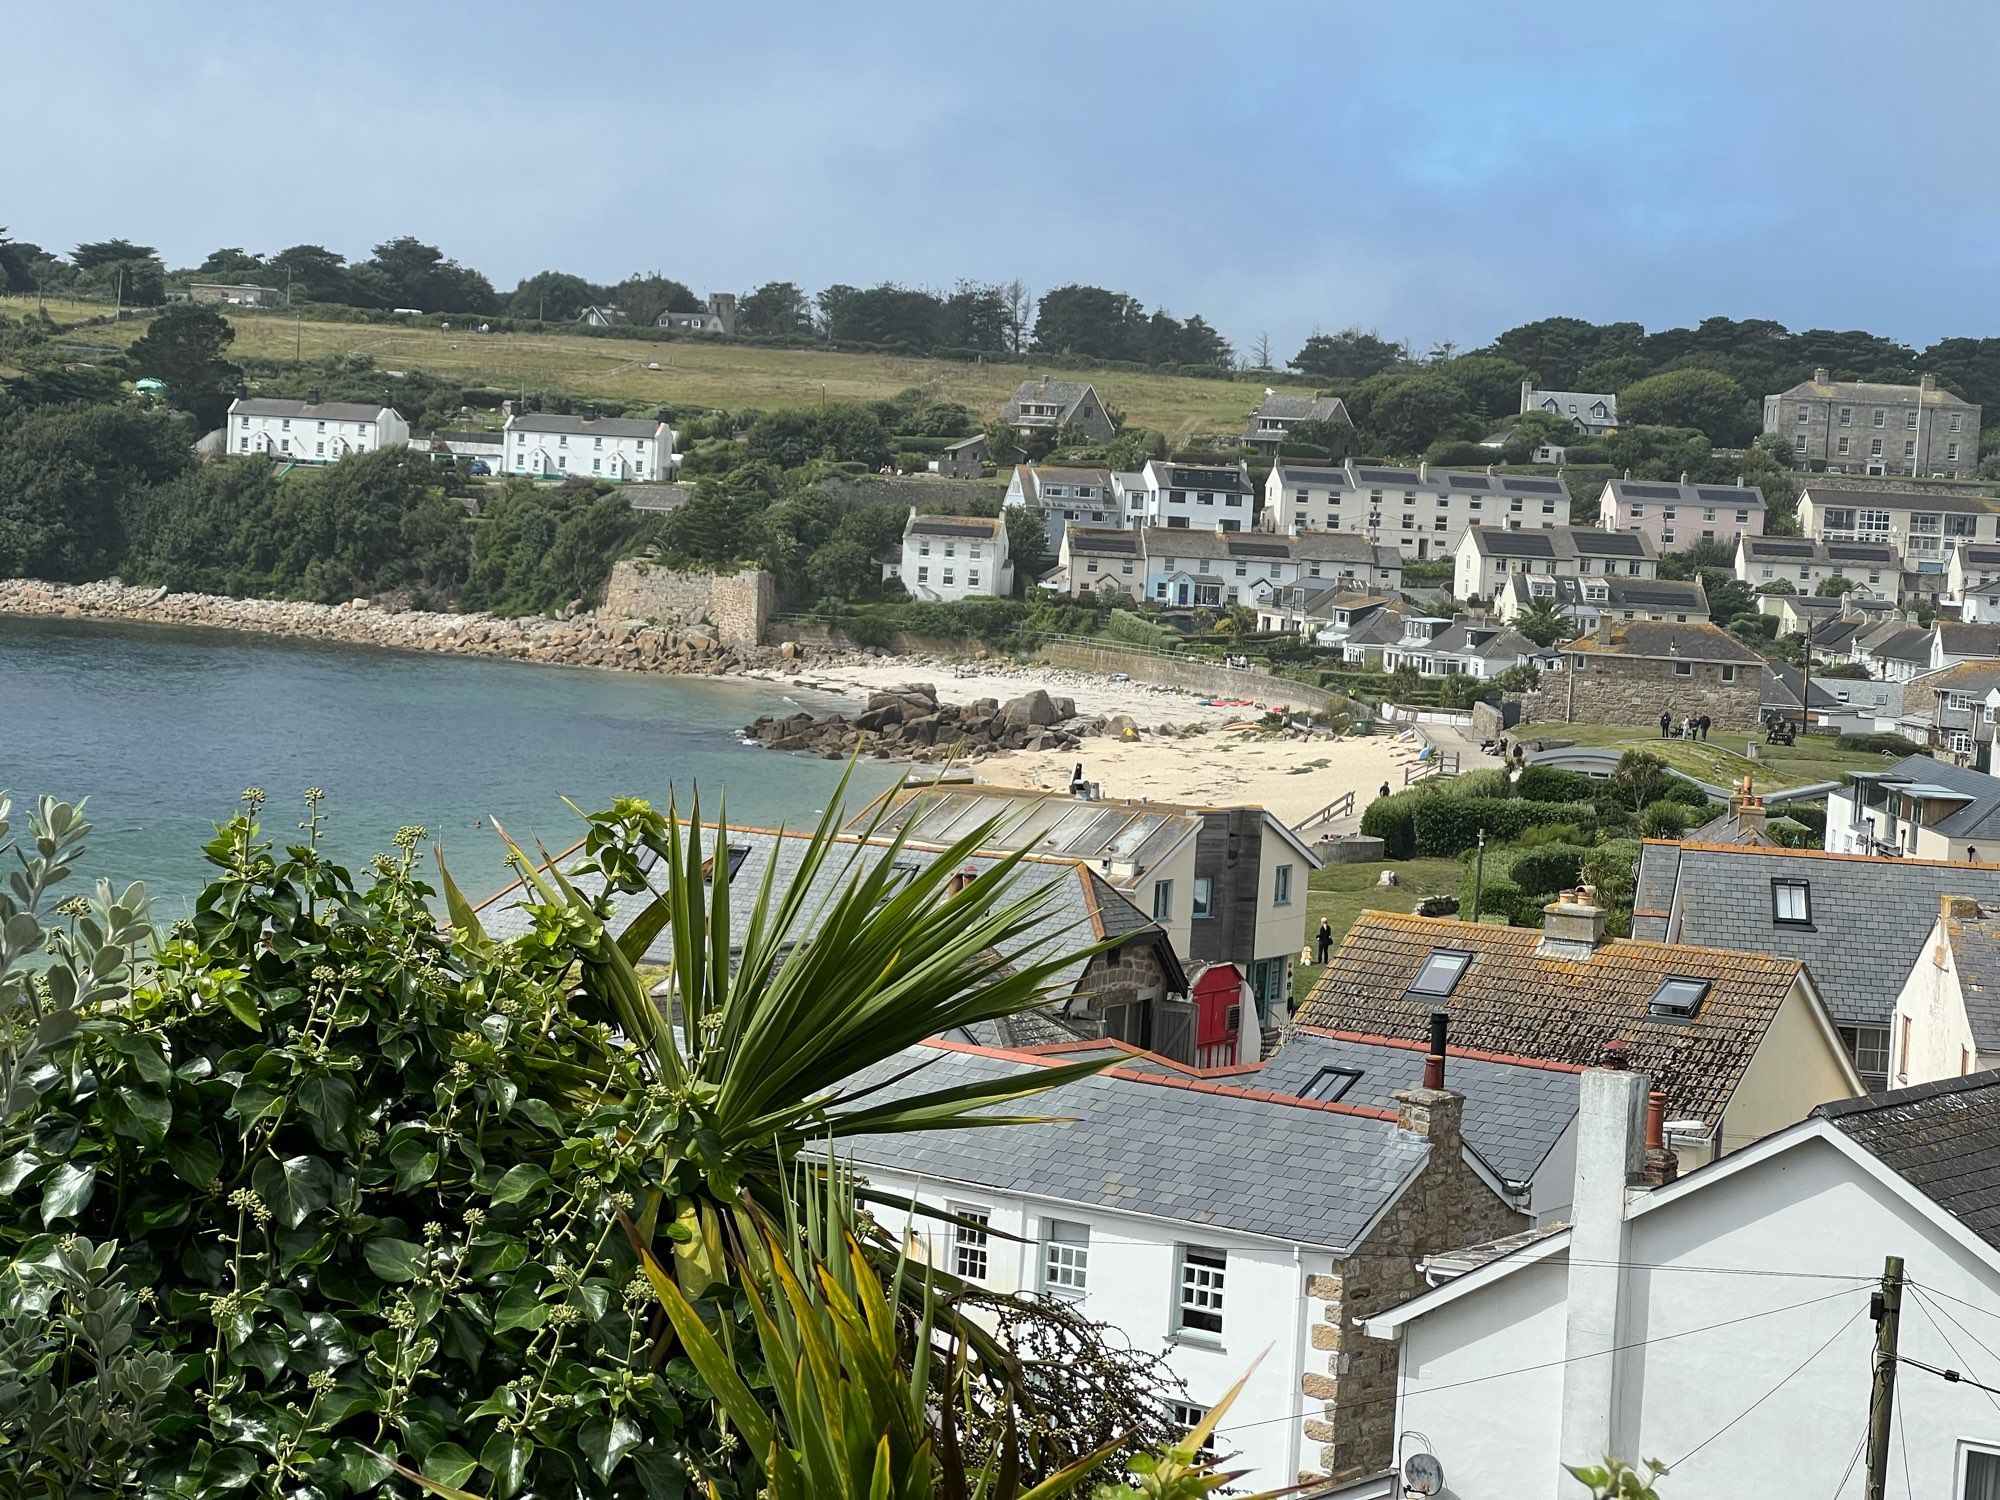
left=38, top=302, right=1315, bottom=442
left=1294, top=856, right=1466, bottom=995
left=1522, top=721, right=1893, bottom=794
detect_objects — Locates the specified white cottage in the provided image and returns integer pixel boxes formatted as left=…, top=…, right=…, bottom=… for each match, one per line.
left=226, top=390, right=409, bottom=463
left=502, top=411, right=674, bottom=482
left=894, top=512, right=1012, bottom=600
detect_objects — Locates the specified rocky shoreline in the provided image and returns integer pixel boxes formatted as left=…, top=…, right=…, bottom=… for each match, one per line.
left=0, top=578, right=792, bottom=676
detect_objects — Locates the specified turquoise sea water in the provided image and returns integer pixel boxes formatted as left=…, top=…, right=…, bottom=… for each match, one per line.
left=0, top=615, right=894, bottom=915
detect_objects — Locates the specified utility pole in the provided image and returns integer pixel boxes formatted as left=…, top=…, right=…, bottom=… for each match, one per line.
left=295, top=314, right=302, bottom=367
left=1798, top=615, right=1815, bottom=737
left=1470, top=830, right=1487, bottom=922
left=1864, top=1254, right=1904, bottom=1500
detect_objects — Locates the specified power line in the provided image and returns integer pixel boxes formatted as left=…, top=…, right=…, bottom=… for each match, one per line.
left=1669, top=1300, right=1868, bottom=1468
left=1894, top=1380, right=1913, bottom=1500
left=1831, top=1427, right=1868, bottom=1499
left=1897, top=1353, right=2000, bottom=1399
left=1904, top=1289, right=2000, bottom=1419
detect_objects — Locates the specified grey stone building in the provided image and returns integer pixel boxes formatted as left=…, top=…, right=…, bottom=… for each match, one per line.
left=1001, top=378, right=1118, bottom=443
left=1763, top=368, right=1980, bottom=478
left=1525, top=618, right=1766, bottom=730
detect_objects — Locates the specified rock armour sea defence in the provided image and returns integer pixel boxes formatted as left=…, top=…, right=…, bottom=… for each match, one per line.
left=0, top=578, right=794, bottom=677
left=742, top=682, right=1097, bottom=761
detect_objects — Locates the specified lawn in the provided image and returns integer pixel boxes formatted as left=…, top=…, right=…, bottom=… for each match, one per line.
left=1294, top=856, right=1466, bottom=996
left=1523, top=720, right=1893, bottom=796
left=48, top=305, right=1313, bottom=442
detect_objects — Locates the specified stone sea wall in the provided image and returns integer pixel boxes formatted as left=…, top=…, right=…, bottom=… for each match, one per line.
left=598, top=560, right=774, bottom=649
left=0, top=578, right=795, bottom=677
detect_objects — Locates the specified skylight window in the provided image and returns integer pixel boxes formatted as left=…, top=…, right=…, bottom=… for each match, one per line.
left=1649, top=976, right=1711, bottom=1019
left=723, top=845, right=751, bottom=878
left=1298, top=1067, right=1362, bottom=1102
left=1407, top=948, right=1474, bottom=998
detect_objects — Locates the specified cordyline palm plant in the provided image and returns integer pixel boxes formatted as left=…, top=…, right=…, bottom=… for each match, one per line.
left=436, top=772, right=1156, bottom=1480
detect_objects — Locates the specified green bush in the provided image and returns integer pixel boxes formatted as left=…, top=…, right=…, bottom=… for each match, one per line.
left=1640, top=801, right=1696, bottom=838
left=1516, top=765, right=1599, bottom=802
left=1461, top=865, right=1532, bottom=925
left=1454, top=768, right=1514, bottom=799
left=1836, top=732, right=1923, bottom=757
left=1773, top=800, right=1827, bottom=839
left=1768, top=816, right=1818, bottom=847
left=1506, top=842, right=1591, bottom=896
left=1411, top=797, right=1600, bottom=857
left=1515, top=822, right=1590, bottom=847
left=1359, top=784, right=1444, bottom=860
left=1655, top=778, right=1714, bottom=809
left=1104, top=609, right=1176, bottom=650
left=1581, top=838, right=1642, bottom=914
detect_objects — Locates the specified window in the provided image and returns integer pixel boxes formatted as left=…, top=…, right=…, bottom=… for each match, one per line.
left=1041, top=1220, right=1089, bottom=1298
left=1192, top=874, right=1213, bottom=918
left=1839, top=1024, right=1891, bottom=1092
left=942, top=570, right=954, bottom=586
left=1649, top=976, right=1710, bottom=1019
left=1871, top=438, right=1883, bottom=457
left=1772, top=879, right=1812, bottom=925
left=1720, top=665, right=1736, bottom=682
left=1299, top=1067, right=1361, bottom=1102
left=951, top=1208, right=990, bottom=1281
left=1874, top=409, right=1886, bottom=427
left=1951, top=414, right=1964, bottom=433
left=1674, top=660, right=1693, bottom=676
left=1152, top=880, right=1173, bottom=921
left=1795, top=435, right=1808, bottom=454
left=1907, top=410, right=1920, bottom=430
left=1407, top=947, right=1473, bottom=997
left=1175, top=1247, right=1225, bottom=1338
left=968, top=571, right=980, bottom=587
left=1950, top=442, right=1962, bottom=462
left=917, top=567, right=928, bottom=583
left=1169, top=1402, right=1217, bottom=1464
left=1839, top=407, right=1852, bottom=426
left=1836, top=436, right=1850, bottom=456
left=1798, top=406, right=1811, bottom=425
left=1273, top=864, right=1293, bottom=906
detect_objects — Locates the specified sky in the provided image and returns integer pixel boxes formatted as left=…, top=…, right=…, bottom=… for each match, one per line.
left=9, top=0, right=2000, bottom=361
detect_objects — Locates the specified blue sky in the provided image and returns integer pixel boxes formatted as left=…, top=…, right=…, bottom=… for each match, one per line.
left=9, top=0, right=1998, bottom=358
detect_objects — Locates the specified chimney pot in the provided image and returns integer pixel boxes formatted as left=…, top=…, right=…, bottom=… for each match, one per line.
left=1423, top=1009, right=1448, bottom=1090
left=1814, top=367, right=1830, bottom=384
left=307, top=387, right=321, bottom=406
left=1921, top=373, right=1938, bottom=392
left=1599, top=1038, right=1630, bottom=1070
left=1645, top=1090, right=1667, bottom=1152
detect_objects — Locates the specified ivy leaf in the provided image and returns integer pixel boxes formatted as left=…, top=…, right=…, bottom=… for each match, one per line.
left=219, top=984, right=261, bottom=1032
left=39, top=1161, right=95, bottom=1223
left=422, top=1442, right=480, bottom=1489
left=480, top=1431, right=534, bottom=1499
left=296, top=1073, right=357, bottom=1152
left=581, top=1415, right=642, bottom=1481
left=166, top=1134, right=224, bottom=1188
left=490, top=1164, right=550, bottom=1206
left=106, top=1088, right=172, bottom=1145
left=390, top=1134, right=439, bottom=1191
left=203, top=1446, right=261, bottom=1489
left=493, top=1279, right=548, bottom=1334
left=0, top=1149, right=41, bottom=1195
left=252, top=1154, right=335, bottom=1230
left=114, top=1032, right=173, bottom=1085
left=363, top=1238, right=425, bottom=1284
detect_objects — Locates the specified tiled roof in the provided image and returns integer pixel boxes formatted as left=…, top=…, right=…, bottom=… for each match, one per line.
left=848, top=786, right=1203, bottom=882
left=1937, top=622, right=2000, bottom=659
left=1063, top=524, right=1140, bottom=557
left=1741, top=535, right=1900, bottom=567
left=906, top=514, right=1005, bottom=540
left=1631, top=841, right=2000, bottom=1027
left=1505, top=575, right=1709, bottom=615
left=1912, top=661, right=2000, bottom=698
left=1423, top=621, right=1541, bottom=661
left=1762, top=661, right=1842, bottom=711
left=1347, top=463, right=1573, bottom=502
left=230, top=396, right=392, bottom=422
left=1858, top=624, right=1932, bottom=662
left=1294, top=911, right=1806, bottom=1129
left=839, top=1039, right=1431, bottom=1249
left=1816, top=1071, right=2000, bottom=1249
left=1774, top=377, right=1977, bottom=409
left=476, top=826, right=1173, bottom=1001
left=1867, top=755, right=2000, bottom=839
left=1469, top=525, right=1653, bottom=561
left=1005, top=380, right=1098, bottom=422
left=1802, top=485, right=1996, bottom=513
left=506, top=413, right=665, bottom=439
left=1563, top=619, right=1766, bottom=665
left=1603, top=478, right=1766, bottom=509
left=1256, top=1027, right=1580, bottom=1186
left=1942, top=908, right=2000, bottom=1052
left=1526, top=388, right=1619, bottom=422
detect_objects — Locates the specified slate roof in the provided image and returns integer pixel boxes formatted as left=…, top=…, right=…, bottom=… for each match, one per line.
left=1857, top=623, right=1933, bottom=663
left=1017, top=464, right=1113, bottom=494
left=1349, top=463, right=1573, bottom=501
left=1144, top=459, right=1255, bottom=495
left=1602, top=477, right=1765, bottom=510
left=1563, top=619, right=1766, bottom=665
left=506, top=413, right=666, bottom=438
left=1244, top=392, right=1351, bottom=439
left=1294, top=911, right=1811, bottom=1129
left=1063, top=524, right=1140, bottom=557
left=1802, top=485, right=1996, bottom=514
left=1005, top=380, right=1099, bottom=424
left=1505, top=574, right=1710, bottom=617
left=1941, top=908, right=2000, bottom=1053
left=1467, top=525, right=1654, bottom=561
left=1912, top=661, right=2000, bottom=701
left=838, top=1040, right=1432, bottom=1249
left=1740, top=535, right=1900, bottom=569
left=1937, top=622, right=2000, bottom=660
left=476, top=826, right=1177, bottom=1002
left=1774, top=376, right=1977, bottom=409
left=906, top=514, right=1005, bottom=540
left=1762, top=661, right=1842, bottom=712
left=1255, top=1027, right=1581, bottom=1186
left=1816, top=1071, right=2000, bottom=1250
left=230, top=396, right=394, bottom=422
left=1631, top=841, right=2000, bottom=1027
left=1421, top=620, right=1540, bottom=662
left=848, top=786, right=1203, bottom=884
left=1862, top=755, right=2000, bottom=840
left=1138, top=525, right=1393, bottom=570
left=1525, top=388, right=1619, bottom=424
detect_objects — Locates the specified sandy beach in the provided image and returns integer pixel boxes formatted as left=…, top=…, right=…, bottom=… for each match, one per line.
left=750, top=652, right=1424, bottom=828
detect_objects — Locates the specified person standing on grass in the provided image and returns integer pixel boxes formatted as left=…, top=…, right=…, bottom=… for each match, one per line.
left=1698, top=713, right=1711, bottom=741
left=1315, top=919, right=1334, bottom=964
left=1660, top=709, right=1671, bottom=738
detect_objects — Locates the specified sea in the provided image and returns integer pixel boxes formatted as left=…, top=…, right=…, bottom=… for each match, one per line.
left=0, top=614, right=897, bottom=918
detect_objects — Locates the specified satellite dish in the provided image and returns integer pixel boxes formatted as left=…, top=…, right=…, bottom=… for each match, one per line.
left=1403, top=1451, right=1445, bottom=1496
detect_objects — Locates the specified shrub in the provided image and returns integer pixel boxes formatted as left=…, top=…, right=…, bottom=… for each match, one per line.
left=1837, top=732, right=1923, bottom=757
left=1640, top=801, right=1696, bottom=838
left=1516, top=765, right=1599, bottom=803
left=1411, top=797, right=1600, bottom=857
left=1654, top=778, right=1713, bottom=809
left=1515, top=822, right=1589, bottom=847
left=1461, top=865, right=1531, bottom=925
left=1454, top=767, right=1514, bottom=799
left=1507, top=842, right=1591, bottom=896
left=1768, top=816, right=1818, bottom=847
left=1359, top=784, right=1443, bottom=859
left=1581, top=838, right=1642, bottom=913
left=1773, top=800, right=1827, bottom=839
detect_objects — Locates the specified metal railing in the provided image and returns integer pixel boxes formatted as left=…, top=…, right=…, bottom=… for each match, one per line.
left=1294, top=789, right=1356, bottom=835
left=1404, top=751, right=1460, bottom=785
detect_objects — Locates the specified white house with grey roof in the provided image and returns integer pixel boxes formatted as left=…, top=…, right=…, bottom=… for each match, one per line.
left=1133, top=458, right=1256, bottom=532
left=1142, top=525, right=1402, bottom=608
left=893, top=512, right=1012, bottom=600
left=1734, top=532, right=1903, bottom=599
left=1241, top=390, right=1351, bottom=455
left=1597, top=476, right=1766, bottom=550
left=1361, top=1063, right=2000, bottom=1500
left=846, top=1031, right=1526, bottom=1490
left=226, top=390, right=409, bottom=462
left=1453, top=523, right=1657, bottom=603
left=1264, top=459, right=1574, bottom=559
left=1003, top=465, right=1122, bottom=553
left=1002, top=378, right=1117, bottom=442
left=1826, top=754, right=2000, bottom=863
left=1521, top=379, right=1618, bottom=435
left=1496, top=572, right=1709, bottom=632
left=502, top=409, right=674, bottom=481
left=1798, top=484, right=2000, bottom=574
left=1889, top=897, right=2000, bottom=1088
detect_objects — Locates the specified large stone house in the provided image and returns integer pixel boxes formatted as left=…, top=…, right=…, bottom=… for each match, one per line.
left=1001, top=379, right=1118, bottom=443
left=1764, top=369, right=1981, bottom=477
left=1524, top=618, right=1766, bottom=729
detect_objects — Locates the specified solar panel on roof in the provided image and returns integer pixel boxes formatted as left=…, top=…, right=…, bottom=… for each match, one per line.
left=1444, top=474, right=1490, bottom=490
left=1620, top=482, right=1682, bottom=499
left=1504, top=477, right=1566, bottom=495
left=1575, top=532, right=1645, bottom=554
left=1354, top=467, right=1417, bottom=483
left=1695, top=486, right=1755, bottom=502
left=1755, top=539, right=1816, bottom=554
left=1228, top=540, right=1289, bottom=557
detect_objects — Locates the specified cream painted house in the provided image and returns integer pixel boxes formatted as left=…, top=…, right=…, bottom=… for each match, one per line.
left=1889, top=896, right=2000, bottom=1089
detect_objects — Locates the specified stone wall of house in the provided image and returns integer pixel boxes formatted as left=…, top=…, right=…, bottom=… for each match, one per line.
left=1301, top=1088, right=1529, bottom=1485
left=818, top=474, right=1007, bottom=511
left=1519, top=655, right=1763, bottom=730
left=600, top=560, right=774, bottom=649
left=1069, top=939, right=1175, bottom=1015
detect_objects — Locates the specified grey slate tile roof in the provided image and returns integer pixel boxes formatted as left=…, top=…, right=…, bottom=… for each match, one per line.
left=1005, top=380, right=1099, bottom=424
left=1563, top=619, right=1766, bottom=666
left=1942, top=910, right=2000, bottom=1052
left=1346, top=463, right=1573, bottom=502
left=838, top=1041, right=1431, bottom=1249
left=1253, top=1028, right=1580, bottom=1186
left=1243, top=392, right=1351, bottom=440
left=506, top=413, right=666, bottom=439
left=1632, top=840, right=2000, bottom=1027
left=1470, top=525, right=1653, bottom=561
left=1802, top=485, right=1996, bottom=513
left=230, top=396, right=394, bottom=422
left=1937, top=622, right=2000, bottom=660
left=1777, top=376, right=1977, bottom=408
left=477, top=826, right=1175, bottom=1000
left=1865, top=755, right=2000, bottom=840
left=1762, top=661, right=1842, bottom=712
left=1603, top=477, right=1766, bottom=509
left=1506, top=574, right=1710, bottom=617
left=1816, top=1071, right=2000, bottom=1249
left=1525, top=388, right=1618, bottom=424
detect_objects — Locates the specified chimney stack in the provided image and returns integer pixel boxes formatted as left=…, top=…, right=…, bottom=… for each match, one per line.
left=947, top=865, right=977, bottom=896
left=1422, top=1009, right=1448, bottom=1090
left=1921, top=373, right=1938, bottom=393
left=1641, top=1090, right=1679, bottom=1187
left=1521, top=378, right=1535, bottom=412
left=306, top=386, right=321, bottom=406
left=1418, top=460, right=1429, bottom=483
left=1814, top=367, right=1830, bottom=384
left=1729, top=787, right=1766, bottom=838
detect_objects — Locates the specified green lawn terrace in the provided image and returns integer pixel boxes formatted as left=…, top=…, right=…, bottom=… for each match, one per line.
left=1514, top=720, right=1896, bottom=796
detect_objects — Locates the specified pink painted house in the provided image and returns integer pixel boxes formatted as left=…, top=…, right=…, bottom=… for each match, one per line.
left=1597, top=476, right=1766, bottom=552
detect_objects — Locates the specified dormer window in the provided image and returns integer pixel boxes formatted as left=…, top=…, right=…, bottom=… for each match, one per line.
left=1407, top=948, right=1473, bottom=998
left=1649, top=976, right=1710, bottom=1019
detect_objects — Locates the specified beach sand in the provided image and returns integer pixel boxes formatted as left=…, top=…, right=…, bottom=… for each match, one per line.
left=748, top=652, right=1431, bottom=827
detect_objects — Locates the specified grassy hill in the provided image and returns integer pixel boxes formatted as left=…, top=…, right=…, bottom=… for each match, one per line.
left=24, top=297, right=1316, bottom=441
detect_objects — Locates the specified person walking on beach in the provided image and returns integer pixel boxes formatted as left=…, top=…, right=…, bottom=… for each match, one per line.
left=1314, top=919, right=1334, bottom=964
left=1659, top=709, right=1671, bottom=738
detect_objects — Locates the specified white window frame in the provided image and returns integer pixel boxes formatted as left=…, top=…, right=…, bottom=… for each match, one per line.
left=1191, top=874, right=1214, bottom=919
left=1174, top=1246, right=1226, bottom=1341
left=1041, top=1219, right=1090, bottom=1299
left=950, top=1205, right=991, bottom=1281
left=1273, top=863, right=1293, bottom=907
